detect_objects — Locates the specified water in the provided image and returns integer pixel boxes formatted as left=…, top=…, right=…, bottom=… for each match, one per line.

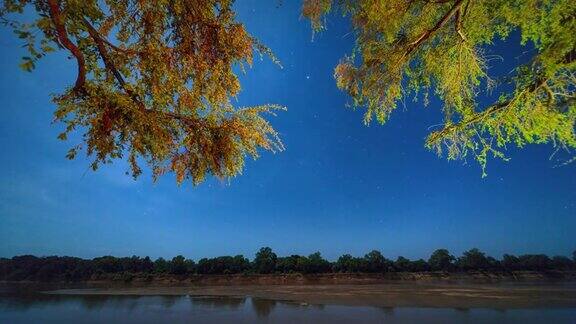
left=1, top=285, right=575, bottom=323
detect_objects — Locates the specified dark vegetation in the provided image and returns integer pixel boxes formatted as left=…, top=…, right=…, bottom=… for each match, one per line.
left=1, top=248, right=575, bottom=282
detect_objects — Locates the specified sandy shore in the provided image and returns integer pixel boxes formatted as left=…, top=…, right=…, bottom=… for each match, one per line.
left=47, top=282, right=576, bottom=309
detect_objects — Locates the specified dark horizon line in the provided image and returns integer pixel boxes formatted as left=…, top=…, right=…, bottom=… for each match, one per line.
left=3, top=247, right=576, bottom=282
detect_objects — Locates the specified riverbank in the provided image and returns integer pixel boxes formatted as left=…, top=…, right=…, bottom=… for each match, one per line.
left=27, top=272, right=576, bottom=308
left=162, top=270, right=576, bottom=285
left=5, top=270, right=575, bottom=286
left=3, top=273, right=576, bottom=309
left=46, top=281, right=576, bottom=309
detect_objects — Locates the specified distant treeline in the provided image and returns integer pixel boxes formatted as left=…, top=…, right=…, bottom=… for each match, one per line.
left=1, top=248, right=575, bottom=282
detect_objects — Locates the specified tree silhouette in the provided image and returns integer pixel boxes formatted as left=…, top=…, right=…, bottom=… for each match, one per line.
left=428, top=249, right=455, bottom=271
left=253, top=247, right=277, bottom=274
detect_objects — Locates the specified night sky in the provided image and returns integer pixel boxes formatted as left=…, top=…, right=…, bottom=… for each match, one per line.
left=0, top=1, right=574, bottom=261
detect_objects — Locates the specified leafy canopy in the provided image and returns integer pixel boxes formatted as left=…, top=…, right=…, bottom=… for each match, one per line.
left=303, top=0, right=576, bottom=175
left=1, top=0, right=283, bottom=184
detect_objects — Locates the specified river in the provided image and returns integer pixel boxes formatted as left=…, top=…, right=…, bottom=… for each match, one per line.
left=1, top=283, right=575, bottom=323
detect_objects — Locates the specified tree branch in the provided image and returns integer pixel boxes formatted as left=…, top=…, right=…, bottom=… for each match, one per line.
left=47, top=0, right=86, bottom=94
left=426, top=101, right=508, bottom=145
left=429, top=49, right=576, bottom=144
left=82, top=18, right=128, bottom=87
left=82, top=18, right=201, bottom=128
left=454, top=8, right=467, bottom=42
left=99, top=36, right=140, bottom=56
left=405, top=0, right=464, bottom=56
left=426, top=76, right=550, bottom=145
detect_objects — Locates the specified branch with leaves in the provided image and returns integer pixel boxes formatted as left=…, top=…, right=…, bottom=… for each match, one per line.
left=303, top=0, right=576, bottom=174
left=1, top=0, right=285, bottom=185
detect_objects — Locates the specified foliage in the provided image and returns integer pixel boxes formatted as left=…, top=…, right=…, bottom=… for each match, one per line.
left=456, top=248, right=491, bottom=270
left=253, top=247, right=277, bottom=274
left=196, top=255, right=249, bottom=274
left=393, top=256, right=411, bottom=272
left=551, top=256, right=574, bottom=270
left=1, top=247, right=575, bottom=281
left=169, top=255, right=187, bottom=275
left=517, top=254, right=553, bottom=271
left=334, top=254, right=364, bottom=272
left=393, top=256, right=431, bottom=272
left=410, top=258, right=431, bottom=272
left=1, top=0, right=284, bottom=184
left=153, top=257, right=169, bottom=273
left=301, top=252, right=331, bottom=273
left=428, top=249, right=455, bottom=271
left=276, top=255, right=302, bottom=273
left=501, top=254, right=521, bottom=271
left=303, top=0, right=576, bottom=174
left=363, top=250, right=393, bottom=272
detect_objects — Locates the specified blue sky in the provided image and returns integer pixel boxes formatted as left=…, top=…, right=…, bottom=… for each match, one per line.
left=0, top=1, right=574, bottom=261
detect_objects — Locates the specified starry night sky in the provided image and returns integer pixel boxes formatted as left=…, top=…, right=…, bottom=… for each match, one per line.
left=0, top=1, right=574, bottom=261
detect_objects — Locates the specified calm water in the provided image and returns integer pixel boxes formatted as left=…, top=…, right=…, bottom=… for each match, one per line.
left=1, top=285, right=576, bottom=323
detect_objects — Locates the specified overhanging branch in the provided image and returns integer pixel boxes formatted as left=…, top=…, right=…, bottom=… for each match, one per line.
left=405, top=0, right=464, bottom=56
left=426, top=76, right=551, bottom=145
left=47, top=0, right=86, bottom=94
left=82, top=18, right=202, bottom=128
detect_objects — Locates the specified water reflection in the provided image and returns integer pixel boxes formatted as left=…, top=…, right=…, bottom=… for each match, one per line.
left=0, top=294, right=147, bottom=312
left=0, top=294, right=65, bottom=311
left=159, top=295, right=179, bottom=309
left=191, top=296, right=246, bottom=310
left=378, top=306, right=395, bottom=315
left=251, top=298, right=276, bottom=318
